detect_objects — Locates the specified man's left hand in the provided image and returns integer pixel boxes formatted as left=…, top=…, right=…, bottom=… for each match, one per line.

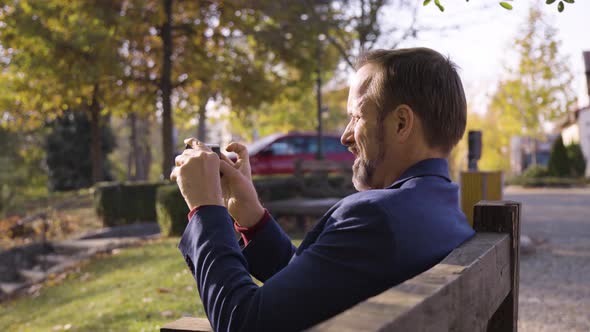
left=170, top=138, right=224, bottom=211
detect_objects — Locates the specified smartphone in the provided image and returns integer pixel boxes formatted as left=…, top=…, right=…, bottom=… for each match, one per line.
left=185, top=143, right=222, bottom=157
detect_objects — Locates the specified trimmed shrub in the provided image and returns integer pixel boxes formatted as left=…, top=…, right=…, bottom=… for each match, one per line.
left=156, top=185, right=189, bottom=237
left=521, top=165, right=549, bottom=178
left=254, top=176, right=301, bottom=202
left=566, top=143, right=587, bottom=177
left=548, top=136, right=570, bottom=177
left=94, top=181, right=167, bottom=227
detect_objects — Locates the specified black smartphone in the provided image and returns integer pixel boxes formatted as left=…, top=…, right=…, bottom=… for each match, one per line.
left=185, top=143, right=222, bottom=157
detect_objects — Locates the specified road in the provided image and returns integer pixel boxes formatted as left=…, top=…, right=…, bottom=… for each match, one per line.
left=505, top=187, right=590, bottom=332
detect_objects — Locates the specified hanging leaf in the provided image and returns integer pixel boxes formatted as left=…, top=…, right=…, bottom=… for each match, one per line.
left=546, top=0, right=556, bottom=4
left=558, top=1, right=565, bottom=12
left=499, top=2, right=513, bottom=10
left=434, top=0, right=445, bottom=11
left=423, top=0, right=432, bottom=6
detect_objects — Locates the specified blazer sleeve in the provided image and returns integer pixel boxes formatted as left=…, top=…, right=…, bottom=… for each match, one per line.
left=178, top=202, right=395, bottom=332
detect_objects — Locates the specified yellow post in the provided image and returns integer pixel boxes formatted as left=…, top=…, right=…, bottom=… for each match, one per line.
left=460, top=171, right=503, bottom=226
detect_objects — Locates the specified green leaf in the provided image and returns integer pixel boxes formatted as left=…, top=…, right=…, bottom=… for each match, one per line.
left=423, top=0, right=432, bottom=6
left=563, top=0, right=574, bottom=3
left=434, top=0, right=445, bottom=11
left=558, top=1, right=565, bottom=11
left=546, top=0, right=556, bottom=4
left=499, top=2, right=513, bottom=10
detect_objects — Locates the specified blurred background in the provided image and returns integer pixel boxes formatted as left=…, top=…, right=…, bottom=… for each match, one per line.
left=0, top=1, right=589, bottom=331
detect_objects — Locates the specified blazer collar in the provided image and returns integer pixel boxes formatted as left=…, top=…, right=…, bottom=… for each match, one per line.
left=386, top=158, right=451, bottom=189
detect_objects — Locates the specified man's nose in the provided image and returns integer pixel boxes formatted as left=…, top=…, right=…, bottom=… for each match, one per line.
left=341, top=122, right=354, bottom=146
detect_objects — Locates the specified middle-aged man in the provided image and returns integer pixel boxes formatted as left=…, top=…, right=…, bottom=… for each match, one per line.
left=171, top=47, right=475, bottom=332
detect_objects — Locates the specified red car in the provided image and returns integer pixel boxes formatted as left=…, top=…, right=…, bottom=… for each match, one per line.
left=243, top=132, right=354, bottom=175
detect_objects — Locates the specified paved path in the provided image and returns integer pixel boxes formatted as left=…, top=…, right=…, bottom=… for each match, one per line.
left=505, top=187, right=590, bottom=332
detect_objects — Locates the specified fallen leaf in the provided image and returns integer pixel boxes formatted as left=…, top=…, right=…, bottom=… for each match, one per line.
left=156, top=287, right=172, bottom=293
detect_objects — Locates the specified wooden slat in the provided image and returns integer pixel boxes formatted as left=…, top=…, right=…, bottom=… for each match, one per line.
left=308, top=232, right=511, bottom=332
left=160, top=317, right=212, bottom=332
left=473, top=201, right=521, bottom=332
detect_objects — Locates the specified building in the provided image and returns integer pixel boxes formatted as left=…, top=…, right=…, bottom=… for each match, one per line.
left=561, top=106, right=590, bottom=177
left=510, top=135, right=558, bottom=174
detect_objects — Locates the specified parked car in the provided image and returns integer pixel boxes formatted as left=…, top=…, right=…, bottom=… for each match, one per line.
left=242, top=132, right=354, bottom=176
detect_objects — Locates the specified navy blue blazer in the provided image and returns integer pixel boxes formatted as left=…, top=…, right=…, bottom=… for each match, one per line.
left=179, top=158, right=475, bottom=332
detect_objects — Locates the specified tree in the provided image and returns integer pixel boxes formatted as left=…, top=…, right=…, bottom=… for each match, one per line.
left=45, top=111, right=116, bottom=191
left=0, top=128, right=47, bottom=216
left=120, top=0, right=337, bottom=177
left=423, top=0, right=577, bottom=13
left=488, top=6, right=577, bottom=166
left=0, top=1, right=125, bottom=184
left=547, top=135, right=569, bottom=177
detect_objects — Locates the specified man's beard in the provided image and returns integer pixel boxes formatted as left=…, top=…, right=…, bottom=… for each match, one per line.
left=351, top=120, right=386, bottom=191
left=352, top=147, right=384, bottom=191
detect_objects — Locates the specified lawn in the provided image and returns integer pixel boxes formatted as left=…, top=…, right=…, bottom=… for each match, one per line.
left=0, top=237, right=301, bottom=332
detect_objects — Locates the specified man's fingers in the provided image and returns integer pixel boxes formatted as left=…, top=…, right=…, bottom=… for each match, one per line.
left=170, top=167, right=178, bottom=181
left=225, top=142, right=249, bottom=162
left=183, top=137, right=213, bottom=152
left=219, top=160, right=241, bottom=179
left=175, top=154, right=186, bottom=167
left=219, top=152, right=236, bottom=167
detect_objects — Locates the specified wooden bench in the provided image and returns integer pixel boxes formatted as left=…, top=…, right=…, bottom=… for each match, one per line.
left=161, top=200, right=521, bottom=332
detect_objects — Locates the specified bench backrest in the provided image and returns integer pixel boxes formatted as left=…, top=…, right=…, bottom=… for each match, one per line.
left=161, top=201, right=521, bottom=332
left=308, top=200, right=521, bottom=332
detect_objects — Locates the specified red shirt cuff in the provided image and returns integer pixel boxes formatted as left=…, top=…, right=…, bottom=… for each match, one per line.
left=234, top=209, right=271, bottom=246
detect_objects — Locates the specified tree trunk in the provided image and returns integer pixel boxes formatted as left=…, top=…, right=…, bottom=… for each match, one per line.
left=127, top=112, right=138, bottom=180
left=160, top=0, right=174, bottom=179
left=197, top=90, right=209, bottom=141
left=90, top=84, right=103, bottom=184
left=531, top=139, right=538, bottom=166
left=137, top=115, right=152, bottom=180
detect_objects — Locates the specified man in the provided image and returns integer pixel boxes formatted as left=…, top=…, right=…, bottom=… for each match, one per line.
left=171, top=48, right=475, bottom=332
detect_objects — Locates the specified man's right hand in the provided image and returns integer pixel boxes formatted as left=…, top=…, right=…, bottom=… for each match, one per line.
left=219, top=142, right=265, bottom=228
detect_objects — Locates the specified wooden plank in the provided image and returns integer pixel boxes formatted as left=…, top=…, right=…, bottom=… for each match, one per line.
left=307, top=233, right=511, bottom=332
left=473, top=201, right=521, bottom=332
left=160, top=317, right=212, bottom=332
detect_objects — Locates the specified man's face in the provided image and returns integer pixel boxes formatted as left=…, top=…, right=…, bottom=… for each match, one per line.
left=341, top=65, right=385, bottom=191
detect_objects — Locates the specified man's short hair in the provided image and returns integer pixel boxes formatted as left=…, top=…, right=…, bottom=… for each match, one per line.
left=356, top=48, right=467, bottom=154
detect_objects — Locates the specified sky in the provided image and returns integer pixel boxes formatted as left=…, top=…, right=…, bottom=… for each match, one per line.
left=392, top=0, right=590, bottom=114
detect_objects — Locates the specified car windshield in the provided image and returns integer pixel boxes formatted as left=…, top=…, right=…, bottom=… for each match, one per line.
left=247, top=134, right=282, bottom=155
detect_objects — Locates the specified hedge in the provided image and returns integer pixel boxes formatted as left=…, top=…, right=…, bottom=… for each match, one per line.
left=156, top=185, right=189, bottom=237
left=94, top=181, right=167, bottom=227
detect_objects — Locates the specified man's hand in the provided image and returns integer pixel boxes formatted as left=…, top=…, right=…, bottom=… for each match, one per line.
left=219, top=142, right=265, bottom=228
left=170, top=138, right=224, bottom=211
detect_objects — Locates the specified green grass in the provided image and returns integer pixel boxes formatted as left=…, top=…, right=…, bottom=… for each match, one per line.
left=0, top=237, right=302, bottom=332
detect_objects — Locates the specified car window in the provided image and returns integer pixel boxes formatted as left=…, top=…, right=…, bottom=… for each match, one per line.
left=305, top=136, right=347, bottom=154
left=323, top=137, right=348, bottom=153
left=269, top=137, right=309, bottom=155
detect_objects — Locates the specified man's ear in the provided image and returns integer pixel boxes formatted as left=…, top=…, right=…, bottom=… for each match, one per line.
left=391, top=104, right=414, bottom=142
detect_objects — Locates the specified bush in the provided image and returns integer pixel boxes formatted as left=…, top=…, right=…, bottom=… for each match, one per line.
left=94, top=181, right=166, bottom=227
left=567, top=143, right=587, bottom=177
left=46, top=111, right=116, bottom=191
left=253, top=176, right=301, bottom=202
left=521, top=165, right=549, bottom=178
left=507, top=176, right=589, bottom=188
left=156, top=185, right=189, bottom=237
left=548, top=136, right=570, bottom=177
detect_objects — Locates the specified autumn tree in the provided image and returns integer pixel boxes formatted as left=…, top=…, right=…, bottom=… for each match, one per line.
left=0, top=1, right=124, bottom=184
left=487, top=6, right=577, bottom=166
